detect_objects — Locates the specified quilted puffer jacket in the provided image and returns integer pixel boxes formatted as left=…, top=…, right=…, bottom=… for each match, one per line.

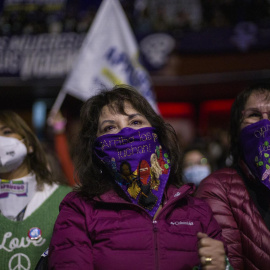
left=48, top=184, right=223, bottom=270
left=196, top=167, right=270, bottom=270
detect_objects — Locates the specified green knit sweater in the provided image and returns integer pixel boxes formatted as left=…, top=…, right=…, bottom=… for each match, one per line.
left=0, top=185, right=71, bottom=270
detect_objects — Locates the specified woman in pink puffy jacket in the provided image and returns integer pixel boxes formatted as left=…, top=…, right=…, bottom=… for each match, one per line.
left=196, top=82, right=270, bottom=270
left=48, top=85, right=231, bottom=270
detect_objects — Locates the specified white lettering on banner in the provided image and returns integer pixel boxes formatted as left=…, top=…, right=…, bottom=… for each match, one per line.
left=0, top=232, right=46, bottom=252
left=0, top=33, right=85, bottom=78
left=0, top=37, right=9, bottom=50
left=0, top=51, right=20, bottom=74
left=8, top=33, right=84, bottom=51
left=21, top=49, right=77, bottom=79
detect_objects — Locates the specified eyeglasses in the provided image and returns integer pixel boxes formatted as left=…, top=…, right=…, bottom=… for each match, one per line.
left=242, top=109, right=270, bottom=124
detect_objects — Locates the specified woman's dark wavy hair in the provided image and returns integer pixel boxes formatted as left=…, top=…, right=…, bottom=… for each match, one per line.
left=74, top=85, right=183, bottom=198
left=230, top=82, right=270, bottom=167
left=0, top=110, right=55, bottom=188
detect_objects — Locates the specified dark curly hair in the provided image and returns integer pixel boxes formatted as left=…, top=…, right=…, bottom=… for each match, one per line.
left=74, top=85, right=183, bottom=199
left=230, top=82, right=270, bottom=167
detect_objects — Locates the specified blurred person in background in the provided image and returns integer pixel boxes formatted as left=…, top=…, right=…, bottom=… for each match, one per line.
left=47, top=111, right=77, bottom=186
left=0, top=110, right=71, bottom=270
left=196, top=82, right=270, bottom=270
left=48, top=85, right=232, bottom=270
left=207, top=128, right=231, bottom=170
left=182, top=144, right=212, bottom=187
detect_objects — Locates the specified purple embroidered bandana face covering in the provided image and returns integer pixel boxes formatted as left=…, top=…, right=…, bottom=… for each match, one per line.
left=94, top=127, right=171, bottom=217
left=240, top=119, right=270, bottom=190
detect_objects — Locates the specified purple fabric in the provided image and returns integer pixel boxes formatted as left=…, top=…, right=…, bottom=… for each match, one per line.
left=48, top=184, right=224, bottom=270
left=94, top=127, right=170, bottom=217
left=240, top=119, right=270, bottom=190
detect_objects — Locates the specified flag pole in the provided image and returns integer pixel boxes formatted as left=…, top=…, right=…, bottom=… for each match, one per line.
left=48, top=89, right=67, bottom=120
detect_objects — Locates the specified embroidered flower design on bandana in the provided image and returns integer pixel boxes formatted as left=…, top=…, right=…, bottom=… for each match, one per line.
left=94, top=127, right=171, bottom=216
left=240, top=119, right=270, bottom=190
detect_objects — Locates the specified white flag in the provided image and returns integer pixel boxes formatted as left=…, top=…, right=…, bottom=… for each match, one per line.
left=52, top=0, right=158, bottom=113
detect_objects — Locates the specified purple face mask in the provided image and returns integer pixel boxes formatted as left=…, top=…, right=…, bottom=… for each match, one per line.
left=240, top=119, right=270, bottom=190
left=94, top=127, right=171, bottom=217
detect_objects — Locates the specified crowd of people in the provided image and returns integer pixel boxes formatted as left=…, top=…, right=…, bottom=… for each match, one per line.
left=1, top=82, right=270, bottom=269
left=1, top=1, right=270, bottom=38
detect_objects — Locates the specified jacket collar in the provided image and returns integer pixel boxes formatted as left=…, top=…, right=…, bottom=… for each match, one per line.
left=238, top=159, right=257, bottom=182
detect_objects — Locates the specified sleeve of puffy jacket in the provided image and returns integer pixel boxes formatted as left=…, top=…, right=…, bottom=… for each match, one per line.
left=201, top=199, right=224, bottom=243
left=195, top=171, right=243, bottom=270
left=48, top=192, right=93, bottom=270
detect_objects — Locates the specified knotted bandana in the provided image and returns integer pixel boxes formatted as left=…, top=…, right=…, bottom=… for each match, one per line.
left=94, top=127, right=171, bottom=217
left=240, top=119, right=270, bottom=190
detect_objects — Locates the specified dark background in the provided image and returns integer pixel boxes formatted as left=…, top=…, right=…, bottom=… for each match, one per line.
left=1, top=0, right=270, bottom=144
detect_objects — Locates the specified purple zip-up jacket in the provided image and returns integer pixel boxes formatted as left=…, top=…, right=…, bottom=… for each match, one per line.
left=48, top=184, right=223, bottom=270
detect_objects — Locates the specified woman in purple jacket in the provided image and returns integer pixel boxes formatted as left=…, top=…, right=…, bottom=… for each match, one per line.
left=196, top=83, right=270, bottom=270
left=48, top=85, right=229, bottom=270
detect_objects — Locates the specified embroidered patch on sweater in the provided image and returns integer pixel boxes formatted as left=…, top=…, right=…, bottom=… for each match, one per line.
left=0, top=179, right=28, bottom=198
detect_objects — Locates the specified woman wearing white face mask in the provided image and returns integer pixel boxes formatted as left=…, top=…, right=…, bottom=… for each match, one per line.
left=182, top=146, right=212, bottom=187
left=0, top=111, right=71, bottom=270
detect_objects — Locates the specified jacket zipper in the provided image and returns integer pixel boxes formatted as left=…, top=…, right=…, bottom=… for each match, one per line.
left=153, top=220, right=159, bottom=270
